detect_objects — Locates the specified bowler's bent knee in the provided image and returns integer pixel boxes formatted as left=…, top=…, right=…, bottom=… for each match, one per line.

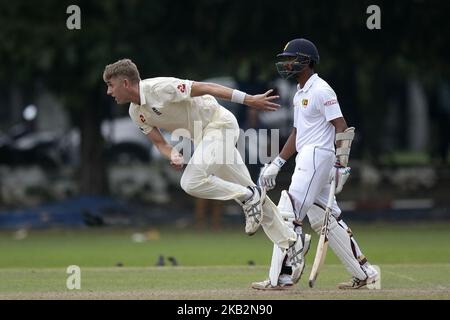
left=180, top=174, right=210, bottom=198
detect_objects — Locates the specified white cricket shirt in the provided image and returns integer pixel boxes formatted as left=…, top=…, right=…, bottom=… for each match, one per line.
left=129, top=77, right=221, bottom=139
left=293, top=73, right=343, bottom=152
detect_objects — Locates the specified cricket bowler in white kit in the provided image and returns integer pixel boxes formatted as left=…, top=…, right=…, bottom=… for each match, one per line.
left=103, top=59, right=310, bottom=262
left=252, top=39, right=379, bottom=290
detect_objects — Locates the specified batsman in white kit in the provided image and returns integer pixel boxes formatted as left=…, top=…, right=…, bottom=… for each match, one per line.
left=103, top=59, right=309, bottom=262
left=252, top=39, right=379, bottom=290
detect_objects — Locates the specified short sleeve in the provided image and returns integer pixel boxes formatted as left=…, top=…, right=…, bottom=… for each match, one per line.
left=293, top=105, right=299, bottom=128
left=129, top=105, right=153, bottom=135
left=151, top=78, right=193, bottom=104
left=317, top=87, right=343, bottom=122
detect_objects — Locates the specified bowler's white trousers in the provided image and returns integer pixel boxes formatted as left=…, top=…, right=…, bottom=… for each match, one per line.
left=180, top=107, right=296, bottom=249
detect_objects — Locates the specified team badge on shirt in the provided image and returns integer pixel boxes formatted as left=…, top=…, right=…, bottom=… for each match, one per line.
left=139, top=114, right=146, bottom=123
left=302, top=99, right=309, bottom=107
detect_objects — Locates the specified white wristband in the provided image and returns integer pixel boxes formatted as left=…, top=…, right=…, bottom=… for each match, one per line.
left=272, top=156, right=286, bottom=168
left=231, top=90, right=247, bottom=104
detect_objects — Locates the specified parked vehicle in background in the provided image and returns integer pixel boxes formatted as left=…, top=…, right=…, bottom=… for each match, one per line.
left=0, top=105, right=64, bottom=169
left=0, top=109, right=161, bottom=169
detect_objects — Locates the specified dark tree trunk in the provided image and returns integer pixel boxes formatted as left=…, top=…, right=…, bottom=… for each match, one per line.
left=79, top=97, right=109, bottom=195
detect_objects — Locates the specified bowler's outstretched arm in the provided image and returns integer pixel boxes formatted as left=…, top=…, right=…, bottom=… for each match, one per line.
left=191, top=81, right=280, bottom=112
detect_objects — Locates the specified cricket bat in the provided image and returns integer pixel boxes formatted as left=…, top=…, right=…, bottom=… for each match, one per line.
left=308, top=178, right=336, bottom=288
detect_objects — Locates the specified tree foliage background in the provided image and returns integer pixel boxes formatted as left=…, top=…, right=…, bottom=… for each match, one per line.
left=0, top=0, right=449, bottom=194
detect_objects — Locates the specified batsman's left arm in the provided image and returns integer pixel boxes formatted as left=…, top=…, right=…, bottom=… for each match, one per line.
left=330, top=117, right=355, bottom=193
left=330, top=117, right=348, bottom=148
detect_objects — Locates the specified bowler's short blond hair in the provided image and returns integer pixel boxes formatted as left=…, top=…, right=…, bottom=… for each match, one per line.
left=103, top=59, right=141, bottom=84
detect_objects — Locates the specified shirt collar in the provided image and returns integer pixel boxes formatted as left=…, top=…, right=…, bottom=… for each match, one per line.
left=297, top=73, right=318, bottom=92
left=138, top=80, right=146, bottom=106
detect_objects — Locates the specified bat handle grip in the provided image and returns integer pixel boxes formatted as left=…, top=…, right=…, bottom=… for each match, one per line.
left=326, top=178, right=336, bottom=208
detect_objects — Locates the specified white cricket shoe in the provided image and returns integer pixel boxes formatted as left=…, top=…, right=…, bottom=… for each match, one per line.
left=278, top=274, right=294, bottom=286
left=338, top=264, right=379, bottom=290
left=337, top=277, right=369, bottom=289
left=240, top=186, right=266, bottom=235
left=287, top=233, right=311, bottom=284
left=251, top=275, right=293, bottom=291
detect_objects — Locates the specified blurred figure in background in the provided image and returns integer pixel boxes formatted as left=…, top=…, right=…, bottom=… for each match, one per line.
left=195, top=198, right=223, bottom=230
left=236, top=62, right=270, bottom=182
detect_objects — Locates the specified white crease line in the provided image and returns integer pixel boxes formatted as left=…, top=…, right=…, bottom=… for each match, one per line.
left=384, top=270, right=417, bottom=282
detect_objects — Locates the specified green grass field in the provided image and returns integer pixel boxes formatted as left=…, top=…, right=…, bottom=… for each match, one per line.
left=0, top=222, right=449, bottom=299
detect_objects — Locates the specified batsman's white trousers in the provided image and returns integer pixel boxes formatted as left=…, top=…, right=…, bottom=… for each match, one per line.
left=289, top=145, right=341, bottom=221
left=180, top=107, right=296, bottom=249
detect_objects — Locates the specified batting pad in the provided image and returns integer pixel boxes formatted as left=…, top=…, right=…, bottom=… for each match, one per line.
left=308, top=205, right=367, bottom=280
left=269, top=244, right=287, bottom=286
left=267, top=190, right=297, bottom=285
left=261, top=197, right=297, bottom=249
left=278, top=190, right=296, bottom=228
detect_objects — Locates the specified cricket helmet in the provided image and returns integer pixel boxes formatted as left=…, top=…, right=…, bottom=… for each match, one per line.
left=276, top=38, right=320, bottom=79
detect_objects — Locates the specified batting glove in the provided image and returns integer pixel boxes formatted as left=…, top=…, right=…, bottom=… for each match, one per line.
left=330, top=161, right=351, bottom=194
left=258, top=156, right=286, bottom=190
